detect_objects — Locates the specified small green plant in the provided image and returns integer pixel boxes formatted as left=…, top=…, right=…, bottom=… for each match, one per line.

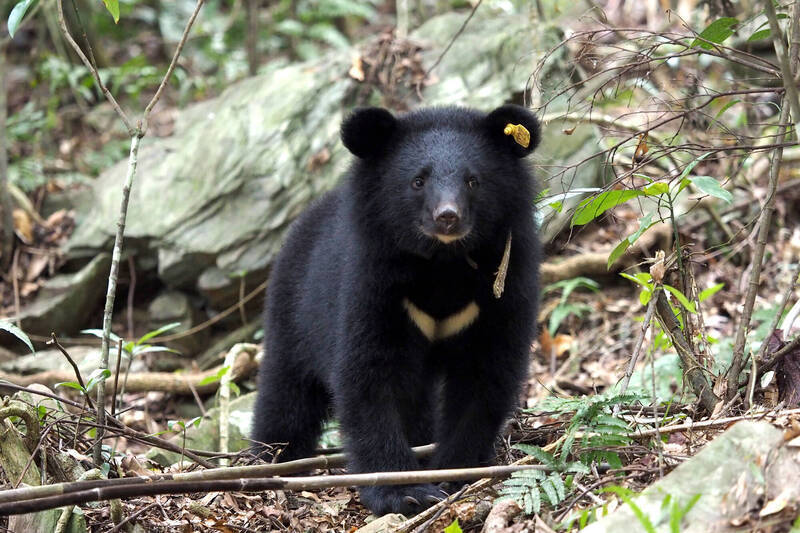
left=0, top=321, right=35, bottom=354
left=500, top=392, right=644, bottom=515
left=82, top=322, right=182, bottom=359
left=273, top=0, right=381, bottom=59
left=543, top=277, right=600, bottom=335
left=537, top=392, right=643, bottom=470
left=497, top=445, right=584, bottom=514
left=198, top=365, right=241, bottom=398
left=664, top=493, right=702, bottom=533
left=56, top=367, right=112, bottom=397
left=603, top=486, right=656, bottom=533
left=443, top=519, right=462, bottom=533
left=168, top=416, right=202, bottom=468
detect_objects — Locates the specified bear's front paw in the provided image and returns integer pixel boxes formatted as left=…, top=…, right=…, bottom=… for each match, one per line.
left=359, top=484, right=446, bottom=516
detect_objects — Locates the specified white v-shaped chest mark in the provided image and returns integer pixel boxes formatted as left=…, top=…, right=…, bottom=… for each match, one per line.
left=402, top=298, right=480, bottom=342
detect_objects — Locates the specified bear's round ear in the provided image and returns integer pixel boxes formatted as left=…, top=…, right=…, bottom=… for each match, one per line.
left=341, top=107, right=397, bottom=158
left=483, top=104, right=541, bottom=158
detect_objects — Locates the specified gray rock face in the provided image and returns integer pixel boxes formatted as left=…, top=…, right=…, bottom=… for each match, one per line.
left=582, top=421, right=798, bottom=533
left=65, top=11, right=598, bottom=304
left=16, top=254, right=110, bottom=336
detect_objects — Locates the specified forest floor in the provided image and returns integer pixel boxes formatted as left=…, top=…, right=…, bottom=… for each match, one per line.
left=3, top=188, right=800, bottom=532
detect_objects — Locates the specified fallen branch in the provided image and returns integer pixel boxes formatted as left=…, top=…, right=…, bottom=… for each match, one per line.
left=0, top=344, right=258, bottom=395
left=654, top=290, right=720, bottom=413
left=627, top=407, right=800, bottom=439
left=0, top=443, right=437, bottom=506
left=0, top=464, right=552, bottom=516
left=540, top=223, right=671, bottom=285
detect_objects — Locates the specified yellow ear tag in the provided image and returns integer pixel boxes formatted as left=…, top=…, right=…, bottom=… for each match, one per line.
left=503, top=123, right=530, bottom=148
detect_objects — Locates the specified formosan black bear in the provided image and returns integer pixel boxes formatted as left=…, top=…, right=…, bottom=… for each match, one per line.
left=252, top=104, right=541, bottom=516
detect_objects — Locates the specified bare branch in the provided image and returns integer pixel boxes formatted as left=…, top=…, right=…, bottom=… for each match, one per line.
left=764, top=0, right=800, bottom=129
left=142, top=0, right=206, bottom=129
left=55, top=0, right=134, bottom=134
left=0, top=464, right=551, bottom=516
left=654, top=290, right=719, bottom=413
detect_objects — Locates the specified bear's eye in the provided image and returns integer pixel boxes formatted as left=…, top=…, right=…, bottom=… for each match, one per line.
left=467, top=177, right=480, bottom=189
left=411, top=176, right=426, bottom=190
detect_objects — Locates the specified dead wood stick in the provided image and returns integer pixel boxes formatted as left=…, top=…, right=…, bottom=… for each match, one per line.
left=0, top=444, right=437, bottom=505
left=627, top=407, right=800, bottom=439
left=0, top=464, right=553, bottom=516
left=540, top=223, right=671, bottom=285
left=0, top=345, right=258, bottom=395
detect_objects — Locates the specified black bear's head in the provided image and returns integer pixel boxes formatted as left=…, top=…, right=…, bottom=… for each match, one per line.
left=341, top=105, right=540, bottom=255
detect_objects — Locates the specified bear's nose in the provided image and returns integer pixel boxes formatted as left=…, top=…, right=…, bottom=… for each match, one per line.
left=434, top=204, right=460, bottom=229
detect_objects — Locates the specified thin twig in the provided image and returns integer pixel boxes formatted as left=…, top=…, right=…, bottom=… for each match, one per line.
left=764, top=0, right=800, bottom=130
left=111, top=339, right=123, bottom=417
left=93, top=134, right=142, bottom=465
left=47, top=333, right=94, bottom=410
left=0, top=465, right=551, bottom=516
left=0, top=381, right=217, bottom=468
left=615, top=285, right=660, bottom=413
left=55, top=0, right=134, bottom=134
left=0, top=443, right=438, bottom=506
left=629, top=407, right=800, bottom=439
left=110, top=502, right=157, bottom=533
left=411, top=484, right=468, bottom=533
left=141, top=0, right=206, bottom=130
left=727, top=97, right=793, bottom=402
left=423, top=0, right=483, bottom=78
left=126, top=255, right=136, bottom=340
left=759, top=334, right=800, bottom=376
left=653, top=291, right=719, bottom=413
left=11, top=248, right=21, bottom=326
left=0, top=44, right=13, bottom=272
left=747, top=261, right=800, bottom=406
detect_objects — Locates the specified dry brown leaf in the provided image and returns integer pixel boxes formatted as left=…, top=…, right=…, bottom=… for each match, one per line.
left=307, top=148, right=331, bottom=172
left=12, top=208, right=33, bottom=243
left=759, top=488, right=791, bottom=517
left=349, top=54, right=365, bottom=81
left=26, top=254, right=50, bottom=282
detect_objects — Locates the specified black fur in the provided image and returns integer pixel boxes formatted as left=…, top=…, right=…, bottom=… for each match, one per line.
left=252, top=105, right=541, bottom=516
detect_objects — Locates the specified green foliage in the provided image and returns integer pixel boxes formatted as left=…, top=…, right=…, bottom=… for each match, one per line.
left=167, top=416, right=202, bottom=432
left=319, top=419, right=342, bottom=448
left=197, top=364, right=241, bottom=397
left=791, top=513, right=800, bottom=533
left=56, top=368, right=112, bottom=395
left=498, top=444, right=583, bottom=514
left=534, top=187, right=601, bottom=228
left=498, top=469, right=568, bottom=514
left=608, top=213, right=656, bottom=268
left=0, top=321, right=35, bottom=354
left=101, top=0, right=121, bottom=23
left=82, top=322, right=181, bottom=358
left=698, top=283, right=724, bottom=302
left=503, top=393, right=646, bottom=515
left=7, top=0, right=35, bottom=38
left=602, top=486, right=656, bottom=533
left=7, top=102, right=47, bottom=143
left=443, top=519, right=462, bottom=533
left=685, top=176, right=732, bottom=204
left=198, top=365, right=231, bottom=387
left=664, top=493, right=701, bottom=533
left=691, top=9, right=791, bottom=48
left=571, top=190, right=646, bottom=226
left=543, top=277, right=600, bottom=335
left=600, top=152, right=727, bottom=275
left=620, top=273, right=702, bottom=317
left=691, top=17, right=738, bottom=49
left=273, top=0, right=380, bottom=59
left=535, top=392, right=643, bottom=469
